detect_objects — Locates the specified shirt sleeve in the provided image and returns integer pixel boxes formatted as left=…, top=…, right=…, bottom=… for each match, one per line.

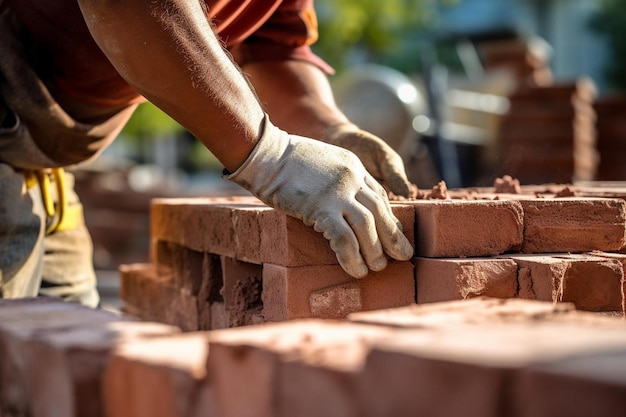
left=229, top=0, right=335, bottom=75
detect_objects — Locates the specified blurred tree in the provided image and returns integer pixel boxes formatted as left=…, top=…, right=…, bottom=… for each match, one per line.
left=313, top=0, right=459, bottom=74
left=121, top=101, right=183, bottom=141
left=589, top=0, right=626, bottom=91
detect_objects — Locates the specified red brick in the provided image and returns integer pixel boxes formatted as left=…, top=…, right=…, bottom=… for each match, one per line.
left=0, top=299, right=177, bottom=417
left=519, top=198, right=626, bottom=253
left=256, top=203, right=415, bottom=267
left=151, top=197, right=264, bottom=256
left=505, top=253, right=624, bottom=312
left=518, top=350, right=626, bottom=417
left=414, top=257, right=518, bottom=304
left=262, top=261, right=415, bottom=321
left=412, top=200, right=523, bottom=257
left=220, top=256, right=264, bottom=327
left=350, top=299, right=626, bottom=417
left=552, top=254, right=623, bottom=312
left=206, top=320, right=393, bottom=417
left=153, top=197, right=414, bottom=267
left=103, top=333, right=216, bottom=417
left=152, top=240, right=205, bottom=295
left=210, top=302, right=229, bottom=330
left=309, top=282, right=362, bottom=319
left=231, top=205, right=268, bottom=263
left=348, top=297, right=576, bottom=328
left=119, top=263, right=200, bottom=331
left=505, top=254, right=565, bottom=301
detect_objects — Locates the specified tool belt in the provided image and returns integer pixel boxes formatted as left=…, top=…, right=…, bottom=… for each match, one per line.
left=23, top=168, right=82, bottom=235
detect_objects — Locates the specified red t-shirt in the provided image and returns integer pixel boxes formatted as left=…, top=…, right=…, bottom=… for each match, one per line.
left=6, top=0, right=333, bottom=108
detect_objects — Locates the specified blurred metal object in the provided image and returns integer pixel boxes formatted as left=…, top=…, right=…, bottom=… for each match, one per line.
left=332, top=64, right=426, bottom=161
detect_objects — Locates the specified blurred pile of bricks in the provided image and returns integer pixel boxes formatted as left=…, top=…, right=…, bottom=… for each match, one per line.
left=594, top=93, right=626, bottom=181
left=496, top=79, right=599, bottom=184
left=2, top=296, right=626, bottom=417
left=118, top=180, right=626, bottom=332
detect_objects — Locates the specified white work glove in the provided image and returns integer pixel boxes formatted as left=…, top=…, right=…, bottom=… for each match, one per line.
left=225, top=115, right=413, bottom=278
left=323, top=124, right=412, bottom=198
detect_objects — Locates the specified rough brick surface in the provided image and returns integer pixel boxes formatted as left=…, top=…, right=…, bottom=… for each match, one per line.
left=520, top=198, right=626, bottom=253
left=412, top=199, right=524, bottom=257
left=151, top=197, right=263, bottom=256
left=151, top=197, right=415, bottom=267
left=0, top=299, right=177, bottom=417
left=220, top=257, right=264, bottom=327
left=120, top=263, right=200, bottom=331
left=518, top=350, right=626, bottom=417
left=103, top=333, right=216, bottom=417
left=262, top=261, right=415, bottom=321
left=205, top=298, right=626, bottom=417
left=206, top=320, right=394, bottom=417
left=507, top=254, right=624, bottom=312
left=414, top=257, right=518, bottom=304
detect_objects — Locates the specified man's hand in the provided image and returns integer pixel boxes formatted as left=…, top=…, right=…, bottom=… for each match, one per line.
left=324, top=123, right=413, bottom=198
left=226, top=115, right=414, bottom=279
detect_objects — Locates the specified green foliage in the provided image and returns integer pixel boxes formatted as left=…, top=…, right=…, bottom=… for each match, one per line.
left=121, top=101, right=184, bottom=141
left=589, top=0, right=626, bottom=91
left=313, top=0, right=459, bottom=73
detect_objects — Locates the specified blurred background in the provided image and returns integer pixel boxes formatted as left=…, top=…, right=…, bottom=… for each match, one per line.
left=77, top=0, right=626, bottom=302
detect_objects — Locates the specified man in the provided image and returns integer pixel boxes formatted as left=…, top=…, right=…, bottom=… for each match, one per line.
left=0, top=0, right=414, bottom=308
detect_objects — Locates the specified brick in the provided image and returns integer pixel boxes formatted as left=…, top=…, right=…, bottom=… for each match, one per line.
left=412, top=199, right=523, bottom=257
left=231, top=205, right=268, bottom=263
left=257, top=209, right=342, bottom=266
left=220, top=256, right=264, bottom=327
left=505, top=254, right=566, bottom=301
left=518, top=350, right=626, bottom=417
left=309, top=282, right=362, bottom=319
left=262, top=261, right=415, bottom=321
left=103, top=333, right=216, bottom=417
left=153, top=197, right=414, bottom=267
left=119, top=263, right=199, bottom=331
left=348, top=297, right=576, bottom=328
left=206, top=299, right=626, bottom=417
left=197, top=253, right=224, bottom=330
left=152, top=240, right=204, bottom=295
left=151, top=197, right=265, bottom=256
left=206, top=320, right=394, bottom=417
left=257, top=203, right=415, bottom=267
left=505, top=254, right=624, bottom=312
left=210, top=302, right=229, bottom=330
left=414, top=257, right=518, bottom=304
left=552, top=254, right=623, bottom=312
left=0, top=299, right=177, bottom=417
left=349, top=299, right=626, bottom=417
left=519, top=198, right=626, bottom=253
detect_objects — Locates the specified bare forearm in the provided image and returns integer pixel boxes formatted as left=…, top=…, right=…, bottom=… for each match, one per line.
left=242, top=60, right=351, bottom=139
left=77, top=0, right=264, bottom=171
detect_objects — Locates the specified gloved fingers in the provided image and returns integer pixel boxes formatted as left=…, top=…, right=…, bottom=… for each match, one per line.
left=358, top=176, right=414, bottom=262
left=314, top=214, right=369, bottom=279
left=342, top=203, right=387, bottom=273
left=381, top=153, right=413, bottom=198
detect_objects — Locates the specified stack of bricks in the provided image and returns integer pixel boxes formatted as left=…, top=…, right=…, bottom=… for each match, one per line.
left=3, top=297, right=626, bottom=416
left=120, top=179, right=626, bottom=332
left=495, top=79, right=598, bottom=184
left=594, top=93, right=626, bottom=181
left=121, top=196, right=416, bottom=331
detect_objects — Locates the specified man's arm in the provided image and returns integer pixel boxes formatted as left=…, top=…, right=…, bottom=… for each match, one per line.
left=76, top=0, right=414, bottom=277
left=77, top=0, right=262, bottom=172
left=243, top=60, right=413, bottom=197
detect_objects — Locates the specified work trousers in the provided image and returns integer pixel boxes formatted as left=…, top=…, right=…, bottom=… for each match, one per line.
left=0, top=163, right=100, bottom=307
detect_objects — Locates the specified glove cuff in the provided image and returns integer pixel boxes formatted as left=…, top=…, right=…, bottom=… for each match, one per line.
left=223, top=113, right=289, bottom=195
